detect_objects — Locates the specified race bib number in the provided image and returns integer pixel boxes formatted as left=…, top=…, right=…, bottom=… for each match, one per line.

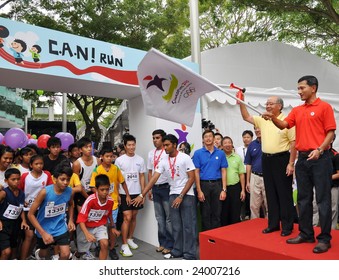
left=126, top=172, right=138, bottom=182
left=88, top=209, right=106, bottom=221
left=109, top=183, right=114, bottom=194
left=45, top=203, right=66, bottom=218
left=3, top=204, right=23, bottom=220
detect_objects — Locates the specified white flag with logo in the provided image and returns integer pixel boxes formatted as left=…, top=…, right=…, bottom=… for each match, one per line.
left=137, top=48, right=222, bottom=127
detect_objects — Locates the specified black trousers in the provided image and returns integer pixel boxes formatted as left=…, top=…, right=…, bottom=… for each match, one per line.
left=262, top=152, right=294, bottom=231
left=220, top=183, right=242, bottom=226
left=200, top=180, right=222, bottom=231
left=296, top=151, right=332, bottom=243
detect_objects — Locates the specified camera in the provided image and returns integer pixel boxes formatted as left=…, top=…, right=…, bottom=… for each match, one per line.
left=201, top=118, right=215, bottom=131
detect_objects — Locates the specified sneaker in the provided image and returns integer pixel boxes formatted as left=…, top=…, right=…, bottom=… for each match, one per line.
left=119, top=244, right=133, bottom=257
left=127, top=239, right=138, bottom=250
left=163, top=253, right=175, bottom=259
left=109, top=248, right=119, bottom=260
left=164, top=253, right=181, bottom=259
left=34, top=249, right=45, bottom=260
left=69, top=252, right=78, bottom=260
left=51, top=254, right=59, bottom=260
left=81, top=251, right=96, bottom=260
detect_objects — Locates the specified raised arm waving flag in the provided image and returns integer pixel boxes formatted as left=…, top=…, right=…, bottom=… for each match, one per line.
left=137, top=48, right=261, bottom=126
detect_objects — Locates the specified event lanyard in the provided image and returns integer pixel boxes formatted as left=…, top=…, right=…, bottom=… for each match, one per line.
left=153, top=148, right=164, bottom=169
left=168, top=151, right=178, bottom=180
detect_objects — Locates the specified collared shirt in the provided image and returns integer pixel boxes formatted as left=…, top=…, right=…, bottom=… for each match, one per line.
left=192, top=146, right=228, bottom=180
left=235, top=145, right=247, bottom=163
left=253, top=113, right=295, bottom=154
left=284, top=98, right=336, bottom=151
left=225, top=152, right=245, bottom=186
left=244, top=139, right=262, bottom=173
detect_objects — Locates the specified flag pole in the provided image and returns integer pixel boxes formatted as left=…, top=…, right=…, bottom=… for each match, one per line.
left=189, top=0, right=209, bottom=120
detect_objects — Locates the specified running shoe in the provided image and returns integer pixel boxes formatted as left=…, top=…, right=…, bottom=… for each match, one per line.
left=81, top=251, right=96, bottom=260
left=51, top=254, right=59, bottom=260
left=34, top=249, right=45, bottom=260
left=109, top=248, right=119, bottom=260
left=119, top=244, right=133, bottom=257
left=127, top=238, right=138, bottom=250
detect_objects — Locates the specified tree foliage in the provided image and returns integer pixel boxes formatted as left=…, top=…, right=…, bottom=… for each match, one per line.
left=231, top=0, right=339, bottom=65
left=199, top=1, right=277, bottom=50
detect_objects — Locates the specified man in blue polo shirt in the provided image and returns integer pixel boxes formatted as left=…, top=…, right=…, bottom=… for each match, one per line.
left=193, top=130, right=228, bottom=231
left=244, top=127, right=267, bottom=219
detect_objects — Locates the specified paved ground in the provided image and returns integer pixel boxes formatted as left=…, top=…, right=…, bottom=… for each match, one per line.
left=116, top=238, right=165, bottom=260
left=114, top=238, right=200, bottom=260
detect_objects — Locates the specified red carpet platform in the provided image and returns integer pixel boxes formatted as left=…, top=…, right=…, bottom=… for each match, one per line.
left=199, top=218, right=339, bottom=260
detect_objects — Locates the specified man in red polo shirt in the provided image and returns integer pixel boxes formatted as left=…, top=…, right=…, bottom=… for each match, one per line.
left=262, top=75, right=336, bottom=254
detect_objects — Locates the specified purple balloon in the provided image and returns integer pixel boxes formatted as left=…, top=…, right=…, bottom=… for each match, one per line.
left=58, top=132, right=74, bottom=150
left=0, top=133, right=3, bottom=144
left=27, top=138, right=38, bottom=145
left=4, top=128, right=28, bottom=150
left=55, top=132, right=65, bottom=138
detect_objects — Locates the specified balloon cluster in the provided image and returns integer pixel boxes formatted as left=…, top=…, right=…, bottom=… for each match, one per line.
left=0, top=128, right=74, bottom=150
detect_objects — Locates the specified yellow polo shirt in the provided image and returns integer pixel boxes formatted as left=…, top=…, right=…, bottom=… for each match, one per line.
left=253, top=113, right=295, bottom=154
left=89, top=164, right=124, bottom=210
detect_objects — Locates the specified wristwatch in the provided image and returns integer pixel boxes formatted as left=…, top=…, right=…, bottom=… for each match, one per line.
left=316, top=147, right=324, bottom=155
left=222, top=188, right=227, bottom=193
left=139, top=193, right=144, bottom=199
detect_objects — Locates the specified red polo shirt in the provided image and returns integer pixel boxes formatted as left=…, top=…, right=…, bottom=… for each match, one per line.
left=284, top=98, right=336, bottom=151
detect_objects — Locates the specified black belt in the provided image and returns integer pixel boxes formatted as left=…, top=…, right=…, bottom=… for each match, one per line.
left=298, top=150, right=313, bottom=157
left=154, top=183, right=169, bottom=187
left=201, top=179, right=221, bottom=183
left=252, top=171, right=263, bottom=177
left=262, top=151, right=289, bottom=157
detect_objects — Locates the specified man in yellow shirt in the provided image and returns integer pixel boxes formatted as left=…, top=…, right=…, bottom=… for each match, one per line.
left=240, top=96, right=297, bottom=237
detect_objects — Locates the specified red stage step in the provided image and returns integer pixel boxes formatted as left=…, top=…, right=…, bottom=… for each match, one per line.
left=199, top=218, right=339, bottom=260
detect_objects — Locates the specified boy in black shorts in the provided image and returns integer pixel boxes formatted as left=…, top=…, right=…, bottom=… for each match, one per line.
left=0, top=168, right=28, bottom=259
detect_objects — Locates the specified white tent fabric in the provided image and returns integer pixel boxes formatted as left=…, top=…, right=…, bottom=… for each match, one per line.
left=199, top=41, right=339, bottom=149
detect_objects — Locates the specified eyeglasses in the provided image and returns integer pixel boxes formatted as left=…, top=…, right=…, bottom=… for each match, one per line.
left=265, top=102, right=279, bottom=106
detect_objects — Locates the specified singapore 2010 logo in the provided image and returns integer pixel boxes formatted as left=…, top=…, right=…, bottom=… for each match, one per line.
left=143, top=74, right=195, bottom=104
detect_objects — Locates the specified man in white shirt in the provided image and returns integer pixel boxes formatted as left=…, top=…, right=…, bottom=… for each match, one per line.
left=132, top=134, right=197, bottom=260
left=115, top=134, right=146, bottom=257
left=147, top=129, right=173, bottom=254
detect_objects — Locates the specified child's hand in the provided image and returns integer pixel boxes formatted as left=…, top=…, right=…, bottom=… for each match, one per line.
left=111, top=228, right=121, bottom=238
left=42, top=232, right=54, bottom=245
left=85, top=233, right=96, bottom=243
left=68, top=221, right=76, bottom=232
left=21, top=221, right=29, bottom=230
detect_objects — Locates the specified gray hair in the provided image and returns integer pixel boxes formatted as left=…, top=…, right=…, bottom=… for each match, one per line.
left=276, top=97, right=284, bottom=111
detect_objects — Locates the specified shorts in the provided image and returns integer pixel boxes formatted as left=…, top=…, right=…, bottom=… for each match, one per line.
left=74, top=191, right=93, bottom=207
left=120, top=194, right=143, bottom=212
left=15, top=57, right=23, bottom=63
left=24, top=211, right=36, bottom=230
left=112, top=208, right=119, bottom=224
left=36, top=231, right=70, bottom=249
left=76, top=224, right=108, bottom=253
left=0, top=220, right=17, bottom=251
